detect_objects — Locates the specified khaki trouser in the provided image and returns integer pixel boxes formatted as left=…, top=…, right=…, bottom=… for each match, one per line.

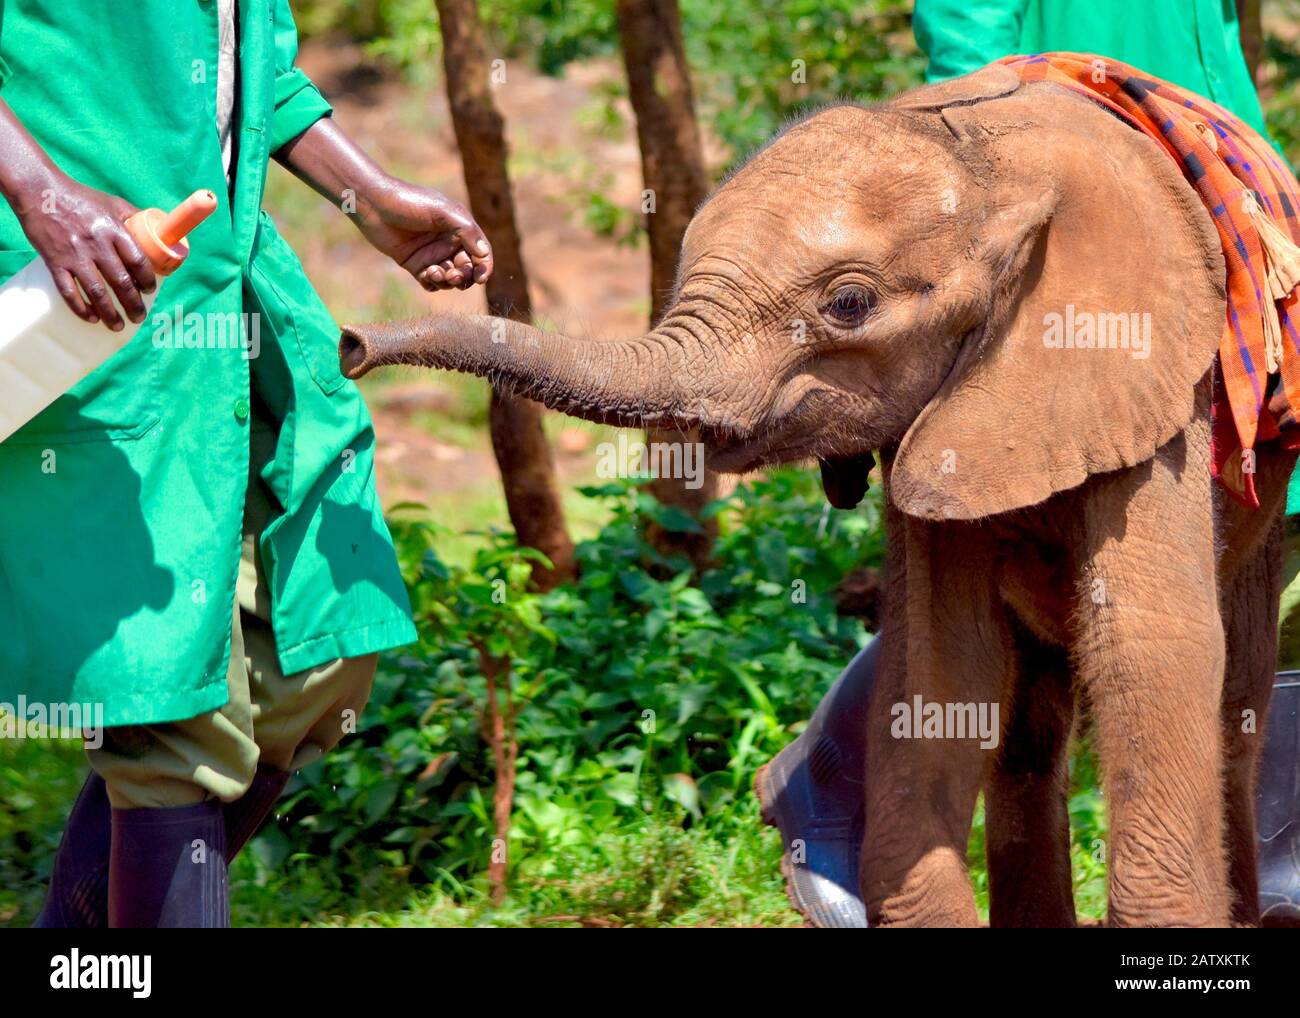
left=89, top=413, right=378, bottom=809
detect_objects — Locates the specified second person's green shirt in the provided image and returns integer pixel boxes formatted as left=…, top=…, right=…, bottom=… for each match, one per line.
left=914, top=0, right=1270, bottom=139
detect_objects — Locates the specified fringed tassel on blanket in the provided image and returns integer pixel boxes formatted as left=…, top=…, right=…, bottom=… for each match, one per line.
left=1245, top=193, right=1300, bottom=372
left=1194, top=121, right=1219, bottom=153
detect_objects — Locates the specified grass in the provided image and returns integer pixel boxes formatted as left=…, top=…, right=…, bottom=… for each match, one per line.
left=230, top=804, right=802, bottom=928
left=1, top=725, right=1108, bottom=928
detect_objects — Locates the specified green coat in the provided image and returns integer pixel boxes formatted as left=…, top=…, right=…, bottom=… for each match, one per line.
left=0, top=0, right=416, bottom=726
left=914, top=0, right=1300, bottom=512
left=914, top=0, right=1268, bottom=138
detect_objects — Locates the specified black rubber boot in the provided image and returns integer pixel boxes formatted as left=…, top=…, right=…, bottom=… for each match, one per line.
left=225, top=765, right=290, bottom=858
left=108, top=800, right=230, bottom=928
left=755, top=639, right=876, bottom=928
left=32, top=765, right=289, bottom=927
left=1259, top=674, right=1300, bottom=926
left=31, top=771, right=111, bottom=928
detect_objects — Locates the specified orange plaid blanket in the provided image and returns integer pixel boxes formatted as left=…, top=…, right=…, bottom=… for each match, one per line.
left=1001, top=53, right=1300, bottom=507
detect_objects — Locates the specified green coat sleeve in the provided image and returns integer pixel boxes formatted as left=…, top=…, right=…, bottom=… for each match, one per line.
left=269, top=0, right=333, bottom=152
left=914, top=0, right=1029, bottom=82
left=0, top=1, right=11, bottom=91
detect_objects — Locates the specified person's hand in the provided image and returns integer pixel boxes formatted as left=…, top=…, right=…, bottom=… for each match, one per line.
left=353, top=178, right=493, bottom=291
left=12, top=173, right=156, bottom=330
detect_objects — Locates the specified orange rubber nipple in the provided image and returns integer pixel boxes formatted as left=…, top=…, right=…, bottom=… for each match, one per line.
left=124, top=190, right=219, bottom=275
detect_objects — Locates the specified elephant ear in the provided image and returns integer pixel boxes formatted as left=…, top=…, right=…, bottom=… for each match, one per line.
left=889, top=86, right=1226, bottom=521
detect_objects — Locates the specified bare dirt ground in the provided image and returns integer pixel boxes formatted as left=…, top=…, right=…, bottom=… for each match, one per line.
left=270, top=38, right=661, bottom=512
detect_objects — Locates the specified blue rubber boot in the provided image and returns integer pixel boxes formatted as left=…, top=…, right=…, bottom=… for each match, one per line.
left=1259, top=674, right=1300, bottom=926
left=755, top=640, right=877, bottom=928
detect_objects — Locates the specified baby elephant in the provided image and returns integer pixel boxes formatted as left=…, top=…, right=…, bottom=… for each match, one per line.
left=341, top=63, right=1299, bottom=926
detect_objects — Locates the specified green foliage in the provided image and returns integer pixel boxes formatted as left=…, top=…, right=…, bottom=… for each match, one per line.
left=235, top=802, right=800, bottom=926
left=298, top=0, right=922, bottom=166
left=228, top=468, right=1106, bottom=925
left=1067, top=735, right=1109, bottom=918
left=580, top=186, right=642, bottom=243
left=300, top=0, right=618, bottom=77
left=237, top=469, right=876, bottom=919
left=1263, top=2, right=1300, bottom=169
left=294, top=0, right=394, bottom=39
left=0, top=738, right=84, bottom=925
left=480, top=0, right=618, bottom=76
left=0, top=470, right=1110, bottom=926
left=681, top=0, right=923, bottom=159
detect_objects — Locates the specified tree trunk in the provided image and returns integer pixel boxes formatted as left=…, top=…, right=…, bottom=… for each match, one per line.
left=1237, top=0, right=1263, bottom=87
left=436, top=0, right=575, bottom=589
left=616, top=0, right=718, bottom=572
left=475, top=644, right=516, bottom=905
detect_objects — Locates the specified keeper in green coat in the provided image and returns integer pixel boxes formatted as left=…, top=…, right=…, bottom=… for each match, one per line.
left=0, top=0, right=492, bottom=927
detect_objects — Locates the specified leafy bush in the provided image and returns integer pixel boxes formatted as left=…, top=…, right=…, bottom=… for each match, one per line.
left=240, top=469, right=878, bottom=919
left=0, top=738, right=84, bottom=925
left=0, top=468, right=1108, bottom=926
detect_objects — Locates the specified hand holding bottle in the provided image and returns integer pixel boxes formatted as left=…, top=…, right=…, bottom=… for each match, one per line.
left=0, top=98, right=156, bottom=331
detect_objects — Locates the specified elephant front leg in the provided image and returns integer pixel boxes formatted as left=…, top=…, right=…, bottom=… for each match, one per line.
left=1074, top=444, right=1228, bottom=927
left=861, top=515, right=1008, bottom=927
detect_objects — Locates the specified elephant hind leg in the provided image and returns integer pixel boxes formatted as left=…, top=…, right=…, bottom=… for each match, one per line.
left=985, top=620, right=1077, bottom=928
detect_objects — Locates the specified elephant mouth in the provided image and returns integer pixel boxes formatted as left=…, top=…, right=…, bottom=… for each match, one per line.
left=697, top=424, right=770, bottom=473
left=699, top=425, right=874, bottom=508
left=697, top=382, right=874, bottom=474
left=697, top=425, right=825, bottom=473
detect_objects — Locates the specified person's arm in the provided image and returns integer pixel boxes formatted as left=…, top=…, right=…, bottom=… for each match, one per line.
left=913, top=0, right=1030, bottom=82
left=275, top=118, right=492, bottom=290
left=268, top=0, right=491, bottom=290
left=0, top=99, right=155, bottom=330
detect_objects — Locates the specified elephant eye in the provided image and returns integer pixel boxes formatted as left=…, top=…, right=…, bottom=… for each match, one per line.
left=822, top=284, right=875, bottom=328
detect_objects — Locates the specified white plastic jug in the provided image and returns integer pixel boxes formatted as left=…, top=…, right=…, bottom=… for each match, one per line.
left=0, top=189, right=217, bottom=443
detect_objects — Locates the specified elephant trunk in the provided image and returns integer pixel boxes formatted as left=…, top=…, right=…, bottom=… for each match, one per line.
left=339, top=314, right=696, bottom=429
